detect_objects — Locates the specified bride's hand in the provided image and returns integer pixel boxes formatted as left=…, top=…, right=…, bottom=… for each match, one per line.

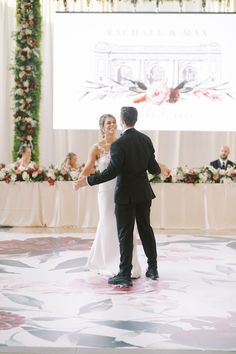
left=73, top=176, right=88, bottom=190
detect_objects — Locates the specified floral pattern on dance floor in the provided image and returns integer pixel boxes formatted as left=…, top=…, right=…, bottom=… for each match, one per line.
left=0, top=231, right=236, bottom=350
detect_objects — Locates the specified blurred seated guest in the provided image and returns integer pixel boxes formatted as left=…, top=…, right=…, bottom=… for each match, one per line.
left=210, top=145, right=235, bottom=170
left=14, top=145, right=37, bottom=171
left=61, top=152, right=78, bottom=172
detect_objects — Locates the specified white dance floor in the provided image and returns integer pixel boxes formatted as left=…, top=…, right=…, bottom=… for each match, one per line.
left=0, top=228, right=236, bottom=354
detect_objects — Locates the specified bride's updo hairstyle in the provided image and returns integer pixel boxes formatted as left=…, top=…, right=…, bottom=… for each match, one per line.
left=99, top=114, right=116, bottom=137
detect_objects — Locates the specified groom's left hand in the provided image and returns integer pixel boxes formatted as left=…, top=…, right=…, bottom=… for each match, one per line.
left=73, top=176, right=88, bottom=190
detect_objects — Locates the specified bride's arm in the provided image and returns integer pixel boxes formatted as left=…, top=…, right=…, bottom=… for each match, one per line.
left=79, top=144, right=98, bottom=177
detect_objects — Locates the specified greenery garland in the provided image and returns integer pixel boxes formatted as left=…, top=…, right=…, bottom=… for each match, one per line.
left=12, top=0, right=42, bottom=163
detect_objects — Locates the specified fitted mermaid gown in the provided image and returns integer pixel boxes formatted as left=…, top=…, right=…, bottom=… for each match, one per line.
left=86, top=150, right=141, bottom=278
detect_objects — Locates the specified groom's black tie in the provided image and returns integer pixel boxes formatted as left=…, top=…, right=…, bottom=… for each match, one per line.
left=222, top=162, right=226, bottom=169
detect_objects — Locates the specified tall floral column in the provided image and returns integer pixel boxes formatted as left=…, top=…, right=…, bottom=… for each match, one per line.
left=12, top=0, right=42, bottom=163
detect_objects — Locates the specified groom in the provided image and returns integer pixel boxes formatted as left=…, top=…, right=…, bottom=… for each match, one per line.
left=75, top=107, right=170, bottom=288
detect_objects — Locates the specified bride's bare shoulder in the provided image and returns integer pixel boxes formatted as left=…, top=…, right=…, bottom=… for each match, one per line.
left=91, top=142, right=100, bottom=150
left=95, top=140, right=106, bottom=150
left=90, top=142, right=103, bottom=159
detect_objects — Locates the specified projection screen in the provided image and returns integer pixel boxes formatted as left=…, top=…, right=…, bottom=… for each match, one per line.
left=54, top=12, right=236, bottom=131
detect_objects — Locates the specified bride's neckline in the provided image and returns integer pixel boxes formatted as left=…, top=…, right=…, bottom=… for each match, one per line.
left=97, top=139, right=115, bottom=154
left=98, top=144, right=110, bottom=155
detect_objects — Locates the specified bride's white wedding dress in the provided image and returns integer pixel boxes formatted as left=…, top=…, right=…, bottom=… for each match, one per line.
left=86, top=147, right=141, bottom=278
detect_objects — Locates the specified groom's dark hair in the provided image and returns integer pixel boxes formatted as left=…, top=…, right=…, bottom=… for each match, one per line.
left=121, top=107, right=138, bottom=127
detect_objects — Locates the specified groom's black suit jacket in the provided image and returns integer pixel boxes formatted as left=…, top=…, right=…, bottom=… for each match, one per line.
left=87, top=128, right=161, bottom=204
left=210, top=159, right=235, bottom=170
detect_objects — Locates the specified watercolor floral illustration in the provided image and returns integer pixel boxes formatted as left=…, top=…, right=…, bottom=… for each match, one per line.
left=79, top=77, right=235, bottom=105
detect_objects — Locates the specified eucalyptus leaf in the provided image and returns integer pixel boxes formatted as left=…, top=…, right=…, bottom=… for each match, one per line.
left=3, top=293, right=44, bottom=309
left=52, top=257, right=87, bottom=270
left=0, top=267, right=18, bottom=274
left=216, top=265, right=235, bottom=275
left=0, top=260, right=34, bottom=268
left=78, top=298, right=112, bottom=315
left=23, top=326, right=68, bottom=342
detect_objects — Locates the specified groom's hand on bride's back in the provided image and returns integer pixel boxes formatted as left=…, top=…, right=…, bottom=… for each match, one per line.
left=73, top=176, right=88, bottom=191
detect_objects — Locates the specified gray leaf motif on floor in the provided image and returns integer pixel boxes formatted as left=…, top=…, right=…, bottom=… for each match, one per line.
left=216, top=265, right=235, bottom=275
left=3, top=293, right=44, bottom=309
left=78, top=298, right=112, bottom=315
left=31, top=316, right=66, bottom=321
left=0, top=259, right=34, bottom=268
left=97, top=320, right=180, bottom=334
left=0, top=267, right=18, bottom=274
left=51, top=257, right=87, bottom=270
left=227, top=241, right=236, bottom=250
left=22, top=326, right=69, bottom=342
left=68, top=332, right=136, bottom=348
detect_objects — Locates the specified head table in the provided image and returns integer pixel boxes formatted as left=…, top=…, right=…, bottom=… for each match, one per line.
left=0, top=182, right=235, bottom=230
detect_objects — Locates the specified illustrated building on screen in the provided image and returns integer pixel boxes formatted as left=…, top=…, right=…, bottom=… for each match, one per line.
left=93, top=42, right=221, bottom=87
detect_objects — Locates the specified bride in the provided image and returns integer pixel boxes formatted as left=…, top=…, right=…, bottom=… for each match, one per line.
left=79, top=114, right=141, bottom=278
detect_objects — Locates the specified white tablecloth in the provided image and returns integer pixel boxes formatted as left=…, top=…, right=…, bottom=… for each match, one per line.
left=0, top=182, right=236, bottom=230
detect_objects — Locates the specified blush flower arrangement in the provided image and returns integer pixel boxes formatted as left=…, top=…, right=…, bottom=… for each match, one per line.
left=150, top=165, right=236, bottom=184
left=1, top=162, right=236, bottom=185
left=0, top=164, right=85, bottom=185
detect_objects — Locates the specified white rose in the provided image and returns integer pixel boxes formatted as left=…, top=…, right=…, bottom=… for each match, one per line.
left=23, top=80, right=29, bottom=88
left=221, top=176, right=232, bottom=184
left=22, top=171, right=30, bottom=181
left=208, top=165, right=217, bottom=174
left=16, top=88, right=24, bottom=95
left=10, top=174, right=17, bottom=182
left=19, top=72, right=25, bottom=79
left=25, top=29, right=32, bottom=35
left=27, top=136, right=33, bottom=141
left=32, top=171, right=38, bottom=178
left=0, top=171, right=5, bottom=180
left=171, top=175, right=177, bottom=183
left=47, top=171, right=55, bottom=179
left=219, top=169, right=226, bottom=176
left=70, top=171, right=79, bottom=181
left=198, top=173, right=204, bottom=182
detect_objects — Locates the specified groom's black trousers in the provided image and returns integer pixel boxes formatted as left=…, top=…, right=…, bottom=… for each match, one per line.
left=115, top=199, right=157, bottom=277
